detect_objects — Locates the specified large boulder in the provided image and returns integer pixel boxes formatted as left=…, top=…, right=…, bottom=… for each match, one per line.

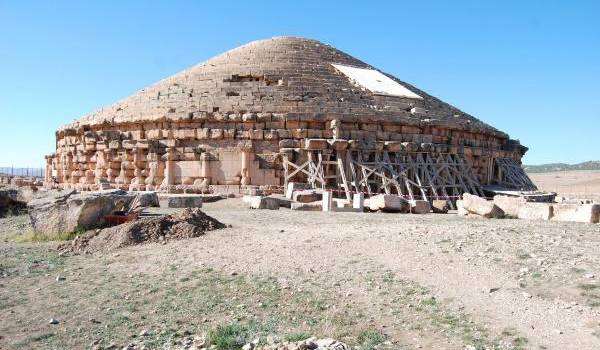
left=551, top=203, right=599, bottom=223
left=461, top=193, right=504, bottom=218
left=367, top=194, right=409, bottom=213
left=493, top=195, right=524, bottom=218
left=28, top=190, right=158, bottom=235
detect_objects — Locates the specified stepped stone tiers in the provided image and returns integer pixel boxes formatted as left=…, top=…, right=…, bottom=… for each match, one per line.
left=45, top=37, right=533, bottom=198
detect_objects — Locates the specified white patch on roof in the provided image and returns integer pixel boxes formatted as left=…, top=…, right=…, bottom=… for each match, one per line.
left=332, top=63, right=422, bottom=99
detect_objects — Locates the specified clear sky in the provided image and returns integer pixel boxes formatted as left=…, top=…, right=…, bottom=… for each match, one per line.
left=1, top=0, right=598, bottom=167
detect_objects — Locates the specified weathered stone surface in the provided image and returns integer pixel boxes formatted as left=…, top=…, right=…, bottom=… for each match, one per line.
left=462, top=193, right=504, bottom=218
left=367, top=194, right=409, bottom=213
left=431, top=199, right=449, bottom=214
left=264, top=194, right=292, bottom=208
left=292, top=189, right=323, bottom=203
left=517, top=203, right=554, bottom=221
left=493, top=195, right=524, bottom=218
left=291, top=201, right=322, bottom=211
left=159, top=194, right=203, bottom=208
left=456, top=200, right=470, bottom=216
left=129, top=192, right=160, bottom=211
left=551, top=203, right=599, bottom=223
left=410, top=200, right=431, bottom=214
left=243, top=196, right=280, bottom=210
left=46, top=36, right=528, bottom=195
left=28, top=189, right=124, bottom=235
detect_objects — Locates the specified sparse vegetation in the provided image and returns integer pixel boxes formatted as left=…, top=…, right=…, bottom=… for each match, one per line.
left=356, top=329, right=385, bottom=350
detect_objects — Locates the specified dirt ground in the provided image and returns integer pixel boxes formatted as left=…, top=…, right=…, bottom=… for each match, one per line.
left=2, top=199, right=600, bottom=349
left=529, top=170, right=600, bottom=201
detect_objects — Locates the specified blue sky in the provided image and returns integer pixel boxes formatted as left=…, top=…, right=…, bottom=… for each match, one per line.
left=0, top=0, right=598, bottom=167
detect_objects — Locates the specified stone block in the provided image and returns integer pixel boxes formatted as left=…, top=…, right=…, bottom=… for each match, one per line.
left=279, top=139, right=299, bottom=148
left=322, top=191, right=333, bottom=212
left=462, top=193, right=504, bottom=218
left=551, top=204, right=599, bottom=223
left=304, top=139, right=328, bottom=150
left=291, top=201, right=322, bottom=211
left=367, top=194, right=409, bottom=213
left=517, top=203, right=553, bottom=221
left=293, top=189, right=323, bottom=203
left=266, top=194, right=293, bottom=208
left=162, top=195, right=203, bottom=208
left=431, top=200, right=449, bottom=214
left=410, top=200, right=431, bottom=214
left=456, top=200, right=469, bottom=216
left=243, top=195, right=279, bottom=210
left=493, top=195, right=524, bottom=218
left=352, top=193, right=364, bottom=210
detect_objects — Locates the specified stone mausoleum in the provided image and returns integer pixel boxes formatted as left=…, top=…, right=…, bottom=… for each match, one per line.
left=45, top=37, right=536, bottom=202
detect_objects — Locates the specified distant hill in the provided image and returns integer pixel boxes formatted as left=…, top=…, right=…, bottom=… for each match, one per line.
left=524, top=161, right=600, bottom=173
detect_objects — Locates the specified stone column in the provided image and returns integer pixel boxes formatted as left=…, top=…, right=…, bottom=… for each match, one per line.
left=164, top=147, right=175, bottom=186
left=240, top=150, right=251, bottom=185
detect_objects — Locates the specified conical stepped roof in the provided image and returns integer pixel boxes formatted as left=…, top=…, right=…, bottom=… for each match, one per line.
left=63, top=37, right=505, bottom=137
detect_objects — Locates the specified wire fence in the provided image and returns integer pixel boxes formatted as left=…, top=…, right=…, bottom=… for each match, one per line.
left=0, top=167, right=45, bottom=178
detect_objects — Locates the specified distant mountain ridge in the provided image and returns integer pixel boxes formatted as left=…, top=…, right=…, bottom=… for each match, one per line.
left=524, top=161, right=600, bottom=173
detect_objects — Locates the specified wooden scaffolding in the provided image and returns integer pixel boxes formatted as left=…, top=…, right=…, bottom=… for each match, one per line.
left=282, top=149, right=486, bottom=207
left=492, top=158, right=538, bottom=191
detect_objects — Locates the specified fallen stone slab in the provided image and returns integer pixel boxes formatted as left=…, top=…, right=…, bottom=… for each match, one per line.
left=291, top=201, right=322, bottom=211
left=431, top=199, right=449, bottom=214
left=517, top=203, right=554, bottom=221
left=493, top=195, right=525, bottom=218
left=28, top=189, right=123, bottom=235
left=28, top=189, right=158, bottom=236
left=410, top=200, right=431, bottom=214
left=551, top=203, right=599, bottom=223
left=243, top=196, right=280, bottom=210
left=160, top=194, right=203, bottom=208
left=292, top=189, right=323, bottom=203
left=462, top=193, right=504, bottom=218
left=266, top=194, right=293, bottom=208
left=367, top=194, right=409, bottom=213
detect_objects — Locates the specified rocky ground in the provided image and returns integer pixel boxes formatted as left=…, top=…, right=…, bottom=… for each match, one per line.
left=1, top=198, right=600, bottom=349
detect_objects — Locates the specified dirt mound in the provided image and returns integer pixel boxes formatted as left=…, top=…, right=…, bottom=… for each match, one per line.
left=61, top=208, right=226, bottom=254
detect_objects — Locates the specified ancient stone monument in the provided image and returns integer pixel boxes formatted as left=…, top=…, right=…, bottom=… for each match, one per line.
left=45, top=36, right=535, bottom=202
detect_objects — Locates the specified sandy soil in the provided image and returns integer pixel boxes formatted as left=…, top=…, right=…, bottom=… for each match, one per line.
left=2, top=199, right=600, bottom=349
left=529, top=170, right=600, bottom=201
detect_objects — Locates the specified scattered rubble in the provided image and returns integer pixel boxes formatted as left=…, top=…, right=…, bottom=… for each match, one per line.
left=242, top=337, right=351, bottom=350
left=60, top=208, right=226, bottom=254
